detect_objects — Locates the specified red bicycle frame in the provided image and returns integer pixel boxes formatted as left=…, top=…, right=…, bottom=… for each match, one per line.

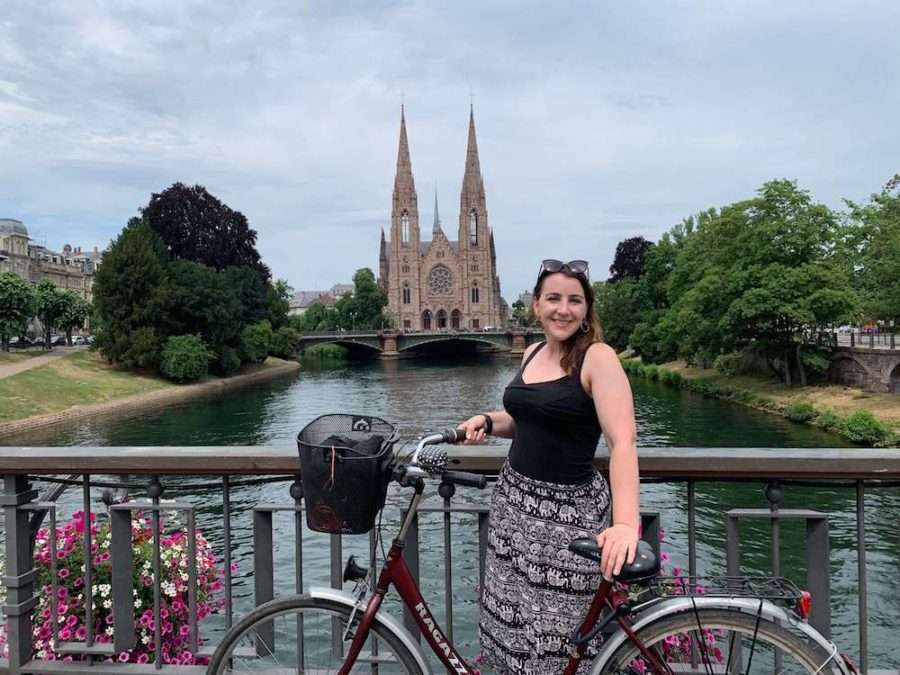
left=337, top=481, right=670, bottom=675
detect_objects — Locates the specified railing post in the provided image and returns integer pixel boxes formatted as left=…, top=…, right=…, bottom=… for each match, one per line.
left=726, top=507, right=831, bottom=638
left=1, top=475, right=39, bottom=674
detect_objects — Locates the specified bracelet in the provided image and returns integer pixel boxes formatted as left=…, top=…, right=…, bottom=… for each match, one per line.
left=481, top=413, right=494, bottom=435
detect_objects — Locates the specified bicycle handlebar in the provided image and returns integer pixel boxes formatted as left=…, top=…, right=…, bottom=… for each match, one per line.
left=405, top=428, right=487, bottom=489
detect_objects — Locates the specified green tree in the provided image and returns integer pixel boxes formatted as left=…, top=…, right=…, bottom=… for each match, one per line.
left=594, top=279, right=640, bottom=352
left=0, top=271, right=37, bottom=351
left=167, top=260, right=244, bottom=375
left=224, top=266, right=270, bottom=326
left=35, top=280, right=67, bottom=350
left=336, top=268, right=389, bottom=329
left=92, top=217, right=172, bottom=369
left=57, top=291, right=92, bottom=345
left=290, top=302, right=340, bottom=332
left=266, top=279, right=293, bottom=330
left=845, top=175, right=900, bottom=325
left=659, top=181, right=857, bottom=382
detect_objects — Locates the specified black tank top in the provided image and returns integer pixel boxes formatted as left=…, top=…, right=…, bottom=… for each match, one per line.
left=502, top=342, right=602, bottom=484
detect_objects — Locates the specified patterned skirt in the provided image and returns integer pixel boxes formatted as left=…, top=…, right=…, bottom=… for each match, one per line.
left=479, top=461, right=611, bottom=675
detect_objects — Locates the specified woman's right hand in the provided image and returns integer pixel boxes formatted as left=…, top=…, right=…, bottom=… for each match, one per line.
left=456, top=415, right=488, bottom=445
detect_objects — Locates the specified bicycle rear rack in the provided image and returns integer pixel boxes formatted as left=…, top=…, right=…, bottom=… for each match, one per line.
left=649, top=576, right=804, bottom=606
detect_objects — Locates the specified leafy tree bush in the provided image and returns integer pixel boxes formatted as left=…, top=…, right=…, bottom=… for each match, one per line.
left=0, top=271, right=37, bottom=350
left=57, top=291, right=91, bottom=345
left=167, top=260, right=243, bottom=375
left=241, top=321, right=273, bottom=363
left=594, top=279, right=639, bottom=352
left=35, top=279, right=67, bottom=349
left=270, top=325, right=300, bottom=359
left=841, top=410, right=888, bottom=446
left=785, top=401, right=817, bottom=423
left=335, top=268, right=389, bottom=329
left=713, top=352, right=746, bottom=376
left=120, top=327, right=164, bottom=370
left=93, top=218, right=172, bottom=367
left=609, top=236, right=653, bottom=282
left=818, top=409, right=842, bottom=431
left=142, top=183, right=270, bottom=280
left=267, top=279, right=293, bottom=329
left=160, top=334, right=212, bottom=383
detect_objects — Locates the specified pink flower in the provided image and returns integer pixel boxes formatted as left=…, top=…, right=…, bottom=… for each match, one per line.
left=118, top=651, right=130, bottom=662
left=58, top=568, right=70, bottom=579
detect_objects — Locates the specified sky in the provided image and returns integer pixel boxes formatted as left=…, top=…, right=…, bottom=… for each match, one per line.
left=2, top=1, right=899, bottom=298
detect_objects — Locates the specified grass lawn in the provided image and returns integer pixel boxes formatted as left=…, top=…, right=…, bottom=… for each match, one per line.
left=660, top=360, right=900, bottom=427
left=0, top=351, right=174, bottom=423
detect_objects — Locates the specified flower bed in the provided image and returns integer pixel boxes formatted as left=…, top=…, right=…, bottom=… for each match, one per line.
left=0, top=507, right=227, bottom=666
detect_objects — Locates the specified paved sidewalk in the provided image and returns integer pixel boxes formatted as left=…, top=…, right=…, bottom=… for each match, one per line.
left=0, top=348, right=78, bottom=380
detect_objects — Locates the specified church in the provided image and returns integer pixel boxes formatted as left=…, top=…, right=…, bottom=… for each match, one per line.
left=379, top=107, right=506, bottom=331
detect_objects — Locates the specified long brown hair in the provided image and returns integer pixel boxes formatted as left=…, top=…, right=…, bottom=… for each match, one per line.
left=532, top=269, right=604, bottom=375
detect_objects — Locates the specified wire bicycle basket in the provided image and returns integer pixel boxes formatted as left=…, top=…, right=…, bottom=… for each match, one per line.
left=296, top=413, right=398, bottom=534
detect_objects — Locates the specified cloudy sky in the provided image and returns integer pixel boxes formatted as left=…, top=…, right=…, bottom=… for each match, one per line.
left=2, top=1, right=899, bottom=297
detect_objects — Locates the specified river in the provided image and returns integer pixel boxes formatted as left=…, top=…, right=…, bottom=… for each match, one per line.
left=4, top=355, right=896, bottom=667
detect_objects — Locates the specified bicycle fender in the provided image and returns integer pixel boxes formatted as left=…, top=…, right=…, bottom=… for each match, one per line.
left=587, top=596, right=850, bottom=675
left=309, top=586, right=434, bottom=674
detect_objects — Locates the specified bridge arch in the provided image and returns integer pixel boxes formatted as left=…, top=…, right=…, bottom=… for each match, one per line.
left=827, top=355, right=872, bottom=389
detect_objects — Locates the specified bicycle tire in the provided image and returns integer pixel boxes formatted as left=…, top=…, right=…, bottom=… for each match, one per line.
left=594, top=607, right=846, bottom=674
left=206, top=595, right=425, bottom=674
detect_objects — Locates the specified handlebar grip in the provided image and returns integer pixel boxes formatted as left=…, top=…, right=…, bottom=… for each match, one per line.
left=443, top=470, right=488, bottom=489
left=441, top=428, right=467, bottom=444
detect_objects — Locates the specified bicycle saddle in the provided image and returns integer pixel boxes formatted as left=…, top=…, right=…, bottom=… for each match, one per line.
left=568, top=538, right=660, bottom=585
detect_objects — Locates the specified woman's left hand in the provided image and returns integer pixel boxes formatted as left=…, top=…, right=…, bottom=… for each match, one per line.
left=595, top=523, right=639, bottom=579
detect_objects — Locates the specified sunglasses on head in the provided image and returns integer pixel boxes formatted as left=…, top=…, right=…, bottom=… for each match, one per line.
left=539, top=259, right=590, bottom=277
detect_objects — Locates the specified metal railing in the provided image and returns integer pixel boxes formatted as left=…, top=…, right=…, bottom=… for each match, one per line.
left=1, top=446, right=898, bottom=674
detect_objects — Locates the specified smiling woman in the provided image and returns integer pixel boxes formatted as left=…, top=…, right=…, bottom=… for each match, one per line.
left=454, top=258, right=642, bottom=674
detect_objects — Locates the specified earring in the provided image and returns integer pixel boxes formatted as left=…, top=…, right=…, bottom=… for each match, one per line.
left=581, top=320, right=590, bottom=333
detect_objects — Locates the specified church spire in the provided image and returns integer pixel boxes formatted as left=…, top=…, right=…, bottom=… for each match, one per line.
left=394, top=104, right=415, bottom=196
left=459, top=104, right=485, bottom=217
left=433, top=185, right=441, bottom=233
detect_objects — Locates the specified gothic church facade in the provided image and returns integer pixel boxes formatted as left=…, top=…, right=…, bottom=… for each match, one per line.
left=379, top=108, right=506, bottom=331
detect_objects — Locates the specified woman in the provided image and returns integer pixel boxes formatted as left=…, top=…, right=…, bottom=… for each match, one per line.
left=457, top=259, right=640, bottom=674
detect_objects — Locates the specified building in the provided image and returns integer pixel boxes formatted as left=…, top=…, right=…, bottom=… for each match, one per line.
left=378, top=107, right=506, bottom=331
left=288, top=283, right=353, bottom=316
left=0, top=218, right=102, bottom=302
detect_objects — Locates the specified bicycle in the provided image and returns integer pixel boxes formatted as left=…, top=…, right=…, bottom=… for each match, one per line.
left=207, top=425, right=860, bottom=674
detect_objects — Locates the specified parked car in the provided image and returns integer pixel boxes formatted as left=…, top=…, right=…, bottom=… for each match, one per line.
left=50, top=335, right=67, bottom=346
left=72, top=335, right=86, bottom=346
left=9, top=336, right=30, bottom=349
left=31, top=336, right=45, bottom=347
left=86, top=335, right=95, bottom=345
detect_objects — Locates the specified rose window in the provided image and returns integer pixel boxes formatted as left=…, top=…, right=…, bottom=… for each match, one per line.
left=428, top=266, right=453, bottom=295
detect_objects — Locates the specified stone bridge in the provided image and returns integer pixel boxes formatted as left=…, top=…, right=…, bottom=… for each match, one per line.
left=828, top=346, right=900, bottom=393
left=298, top=329, right=545, bottom=358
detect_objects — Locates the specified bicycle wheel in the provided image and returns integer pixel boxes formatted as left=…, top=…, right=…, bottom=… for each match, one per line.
left=207, top=595, right=425, bottom=674
left=596, top=607, right=846, bottom=674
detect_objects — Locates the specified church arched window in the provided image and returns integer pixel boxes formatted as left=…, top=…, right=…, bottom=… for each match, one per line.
left=402, top=281, right=411, bottom=304
left=401, top=257, right=410, bottom=274
left=401, top=212, right=410, bottom=245
left=469, top=210, right=478, bottom=245
left=471, top=284, right=480, bottom=304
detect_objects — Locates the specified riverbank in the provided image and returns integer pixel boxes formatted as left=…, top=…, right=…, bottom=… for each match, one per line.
left=0, top=351, right=300, bottom=436
left=621, top=358, right=900, bottom=447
